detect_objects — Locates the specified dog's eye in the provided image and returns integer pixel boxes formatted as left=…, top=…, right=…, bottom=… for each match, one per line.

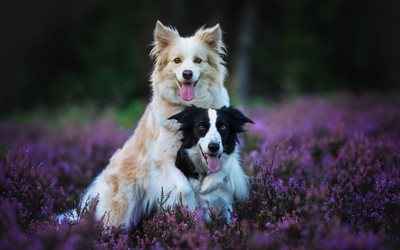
left=194, top=58, right=202, bottom=64
left=198, top=125, right=205, bottom=131
left=173, top=58, right=181, bottom=64
left=220, top=125, right=226, bottom=130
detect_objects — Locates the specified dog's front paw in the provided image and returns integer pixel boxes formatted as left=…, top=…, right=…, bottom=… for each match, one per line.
left=178, top=186, right=197, bottom=211
left=182, top=193, right=197, bottom=211
left=162, top=185, right=197, bottom=211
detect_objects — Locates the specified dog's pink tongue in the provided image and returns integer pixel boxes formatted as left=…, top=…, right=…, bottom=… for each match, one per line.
left=207, top=156, right=221, bottom=173
left=180, top=83, right=195, bottom=101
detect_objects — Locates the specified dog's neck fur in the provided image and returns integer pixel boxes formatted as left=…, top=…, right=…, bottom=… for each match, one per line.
left=151, top=86, right=229, bottom=131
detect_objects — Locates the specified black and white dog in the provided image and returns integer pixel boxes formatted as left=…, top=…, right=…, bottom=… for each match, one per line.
left=169, top=106, right=253, bottom=221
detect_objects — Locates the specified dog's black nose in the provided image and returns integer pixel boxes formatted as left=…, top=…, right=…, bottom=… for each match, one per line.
left=208, top=143, right=220, bottom=153
left=182, top=70, right=193, bottom=80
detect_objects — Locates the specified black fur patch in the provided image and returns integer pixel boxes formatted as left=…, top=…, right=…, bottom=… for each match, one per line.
left=217, top=106, right=254, bottom=154
left=175, top=148, right=199, bottom=179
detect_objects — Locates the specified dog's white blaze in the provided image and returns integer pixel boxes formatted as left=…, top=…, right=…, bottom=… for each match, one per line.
left=199, top=109, right=223, bottom=154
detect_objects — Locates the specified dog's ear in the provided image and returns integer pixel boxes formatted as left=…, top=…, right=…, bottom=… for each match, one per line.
left=168, top=106, right=198, bottom=124
left=221, top=106, right=254, bottom=133
left=195, top=24, right=225, bottom=54
left=151, top=21, right=179, bottom=57
left=168, top=110, right=189, bottom=124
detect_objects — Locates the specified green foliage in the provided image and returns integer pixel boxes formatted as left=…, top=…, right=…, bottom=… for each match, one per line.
left=10, top=105, right=100, bottom=129
left=115, top=100, right=146, bottom=128
left=0, top=145, right=7, bottom=157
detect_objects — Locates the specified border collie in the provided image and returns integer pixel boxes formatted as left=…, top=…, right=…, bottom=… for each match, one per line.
left=169, top=106, right=253, bottom=221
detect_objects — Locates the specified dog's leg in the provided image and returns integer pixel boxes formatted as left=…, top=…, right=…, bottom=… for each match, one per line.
left=150, top=162, right=197, bottom=211
left=150, top=128, right=198, bottom=211
left=84, top=173, right=160, bottom=229
left=198, top=187, right=233, bottom=223
left=199, top=170, right=227, bottom=195
left=81, top=172, right=140, bottom=229
left=223, top=205, right=233, bottom=224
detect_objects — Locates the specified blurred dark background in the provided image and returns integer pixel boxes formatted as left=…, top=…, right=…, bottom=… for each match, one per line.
left=1, top=0, right=399, bottom=116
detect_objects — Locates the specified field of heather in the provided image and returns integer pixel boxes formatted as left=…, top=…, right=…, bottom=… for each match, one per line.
left=1, top=95, right=399, bottom=249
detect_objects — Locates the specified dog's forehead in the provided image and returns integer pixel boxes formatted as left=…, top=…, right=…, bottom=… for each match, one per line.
left=172, top=37, right=208, bottom=57
left=193, top=109, right=210, bottom=123
left=208, top=109, right=218, bottom=124
left=194, top=108, right=219, bottom=126
left=215, top=108, right=233, bottom=126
